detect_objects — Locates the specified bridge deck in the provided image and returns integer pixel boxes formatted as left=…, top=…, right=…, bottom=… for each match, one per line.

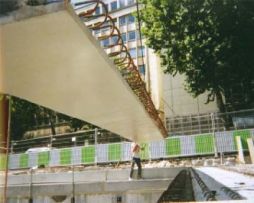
left=0, top=3, right=165, bottom=142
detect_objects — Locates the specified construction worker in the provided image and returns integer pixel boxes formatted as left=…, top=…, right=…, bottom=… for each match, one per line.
left=129, top=142, right=143, bottom=180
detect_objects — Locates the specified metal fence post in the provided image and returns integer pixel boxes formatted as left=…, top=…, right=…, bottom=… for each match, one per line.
left=211, top=113, right=218, bottom=157
left=94, top=128, right=98, bottom=165
left=71, top=136, right=76, bottom=203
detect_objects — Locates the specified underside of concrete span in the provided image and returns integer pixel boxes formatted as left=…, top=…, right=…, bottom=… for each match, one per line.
left=0, top=2, right=166, bottom=142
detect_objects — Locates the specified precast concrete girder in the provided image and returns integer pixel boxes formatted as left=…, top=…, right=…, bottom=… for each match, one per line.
left=0, top=1, right=166, bottom=143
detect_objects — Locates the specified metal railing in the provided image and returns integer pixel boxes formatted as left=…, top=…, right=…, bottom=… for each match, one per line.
left=11, top=129, right=129, bottom=153
left=166, top=109, right=254, bottom=136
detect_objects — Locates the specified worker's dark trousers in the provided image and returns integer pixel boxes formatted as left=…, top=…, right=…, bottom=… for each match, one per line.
left=130, top=157, right=142, bottom=178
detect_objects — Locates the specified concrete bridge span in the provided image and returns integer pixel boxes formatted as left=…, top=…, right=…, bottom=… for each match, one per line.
left=0, top=1, right=166, bottom=143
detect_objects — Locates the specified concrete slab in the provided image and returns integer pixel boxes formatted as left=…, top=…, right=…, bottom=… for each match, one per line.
left=4, top=167, right=182, bottom=198
left=247, top=138, right=254, bottom=164
left=0, top=3, right=165, bottom=142
left=197, top=167, right=254, bottom=200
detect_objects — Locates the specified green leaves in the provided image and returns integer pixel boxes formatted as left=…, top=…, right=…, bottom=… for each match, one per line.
left=140, top=0, right=254, bottom=111
left=10, top=97, right=91, bottom=140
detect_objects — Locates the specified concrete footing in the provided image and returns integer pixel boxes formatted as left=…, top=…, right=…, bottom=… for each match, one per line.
left=236, top=136, right=245, bottom=164
left=247, top=138, right=254, bottom=164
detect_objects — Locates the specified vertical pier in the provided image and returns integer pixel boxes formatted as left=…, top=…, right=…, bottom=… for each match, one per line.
left=0, top=94, right=9, bottom=202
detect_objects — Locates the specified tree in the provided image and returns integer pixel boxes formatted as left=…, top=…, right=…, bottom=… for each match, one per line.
left=10, top=97, right=94, bottom=140
left=0, top=0, right=19, bottom=15
left=139, top=0, right=254, bottom=112
left=11, top=97, right=40, bottom=140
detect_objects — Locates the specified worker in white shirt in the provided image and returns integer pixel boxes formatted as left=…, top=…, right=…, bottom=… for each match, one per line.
left=129, top=142, right=143, bottom=180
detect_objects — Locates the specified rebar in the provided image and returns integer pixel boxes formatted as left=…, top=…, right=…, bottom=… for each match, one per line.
left=191, top=168, right=217, bottom=201
left=221, top=186, right=244, bottom=200
left=74, top=0, right=167, bottom=137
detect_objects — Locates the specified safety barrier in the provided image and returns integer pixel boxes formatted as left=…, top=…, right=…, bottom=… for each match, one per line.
left=8, top=129, right=254, bottom=170
left=0, top=153, right=6, bottom=170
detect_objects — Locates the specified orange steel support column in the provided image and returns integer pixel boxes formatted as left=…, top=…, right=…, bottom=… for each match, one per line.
left=0, top=94, right=9, bottom=202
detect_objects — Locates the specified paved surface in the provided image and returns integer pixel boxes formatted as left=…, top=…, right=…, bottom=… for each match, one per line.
left=197, top=167, right=254, bottom=200
left=222, top=164, right=254, bottom=176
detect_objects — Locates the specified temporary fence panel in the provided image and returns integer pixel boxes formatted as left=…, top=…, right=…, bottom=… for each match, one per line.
left=150, top=140, right=166, bottom=159
left=50, top=149, right=60, bottom=166
left=72, top=147, right=82, bottom=165
left=251, top=129, right=254, bottom=137
left=60, top=148, right=72, bottom=165
left=81, top=146, right=95, bottom=164
left=8, top=154, right=20, bottom=170
left=216, top=131, right=236, bottom=153
left=28, top=152, right=38, bottom=168
left=0, top=153, right=6, bottom=170
left=121, top=142, right=132, bottom=161
left=7, top=128, right=254, bottom=170
left=194, top=134, right=214, bottom=154
left=179, top=136, right=196, bottom=156
left=38, top=151, right=50, bottom=167
left=108, top=143, right=121, bottom=162
left=140, top=143, right=149, bottom=160
left=165, top=137, right=181, bottom=156
left=96, top=144, right=108, bottom=163
left=19, top=153, right=29, bottom=168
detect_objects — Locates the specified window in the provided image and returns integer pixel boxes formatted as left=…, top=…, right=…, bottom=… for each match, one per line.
left=121, top=33, right=127, bottom=43
left=128, top=14, right=135, bottom=24
left=102, top=4, right=109, bottom=13
left=129, top=48, right=136, bottom=58
left=94, top=29, right=100, bottom=35
left=127, top=0, right=135, bottom=5
left=138, top=46, right=145, bottom=57
left=111, top=36, right=118, bottom=45
left=95, top=7, right=100, bottom=15
left=111, top=1, right=117, bottom=11
left=138, top=65, right=146, bottom=75
left=101, top=21, right=109, bottom=32
left=128, top=31, right=136, bottom=41
left=119, top=16, right=126, bottom=25
left=119, top=0, right=125, bottom=8
left=101, top=38, right=110, bottom=47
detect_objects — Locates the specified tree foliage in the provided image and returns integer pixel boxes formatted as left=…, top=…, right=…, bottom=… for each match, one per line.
left=139, top=0, right=254, bottom=112
left=10, top=97, right=92, bottom=140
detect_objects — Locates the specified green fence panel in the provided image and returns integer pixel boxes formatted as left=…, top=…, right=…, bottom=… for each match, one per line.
left=81, top=146, right=95, bottom=164
left=38, top=152, right=50, bottom=166
left=233, top=130, right=251, bottom=150
left=20, top=154, right=29, bottom=168
left=0, top=153, right=6, bottom=170
left=140, top=143, right=149, bottom=160
left=195, top=134, right=214, bottom=154
left=108, top=143, right=121, bottom=161
left=60, top=149, right=72, bottom=165
left=166, top=138, right=181, bottom=156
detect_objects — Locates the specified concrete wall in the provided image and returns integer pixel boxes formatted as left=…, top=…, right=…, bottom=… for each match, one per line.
left=3, top=168, right=184, bottom=203
left=163, top=74, right=218, bottom=117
